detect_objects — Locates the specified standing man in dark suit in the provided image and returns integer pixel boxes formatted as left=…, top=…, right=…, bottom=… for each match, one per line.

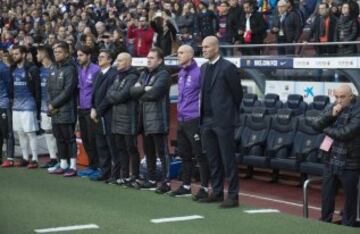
left=90, top=49, right=119, bottom=184
left=199, top=36, right=243, bottom=208
left=271, top=0, right=302, bottom=55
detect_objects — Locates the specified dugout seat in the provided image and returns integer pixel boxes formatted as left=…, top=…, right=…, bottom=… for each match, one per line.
left=285, top=94, right=308, bottom=116
left=262, top=93, right=283, bottom=115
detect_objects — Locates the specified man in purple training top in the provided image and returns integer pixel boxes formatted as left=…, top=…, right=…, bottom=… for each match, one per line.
left=169, top=45, right=210, bottom=200
left=76, top=46, right=101, bottom=178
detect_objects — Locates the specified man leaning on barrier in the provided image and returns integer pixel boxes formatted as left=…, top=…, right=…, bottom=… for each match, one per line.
left=312, top=84, right=360, bottom=227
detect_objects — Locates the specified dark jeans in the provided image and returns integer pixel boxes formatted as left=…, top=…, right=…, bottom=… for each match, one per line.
left=114, top=134, right=140, bottom=179
left=0, top=108, right=14, bottom=159
left=321, top=166, right=360, bottom=226
left=177, top=118, right=209, bottom=187
left=96, top=132, right=119, bottom=179
left=52, top=123, right=77, bottom=160
left=143, top=133, right=169, bottom=182
left=79, top=109, right=98, bottom=169
left=201, top=126, right=239, bottom=200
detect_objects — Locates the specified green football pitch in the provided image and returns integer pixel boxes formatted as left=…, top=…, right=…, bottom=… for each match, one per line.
left=0, top=169, right=358, bottom=234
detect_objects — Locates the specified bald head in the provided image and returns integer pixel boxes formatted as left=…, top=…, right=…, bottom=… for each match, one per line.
left=177, top=45, right=194, bottom=66
left=334, top=84, right=354, bottom=107
left=115, top=52, right=132, bottom=71
left=202, top=36, right=220, bottom=61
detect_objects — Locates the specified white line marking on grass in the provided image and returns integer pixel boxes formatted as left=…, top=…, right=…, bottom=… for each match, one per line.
left=239, top=192, right=340, bottom=215
left=34, top=224, right=99, bottom=233
left=151, top=215, right=204, bottom=224
left=244, top=209, right=280, bottom=214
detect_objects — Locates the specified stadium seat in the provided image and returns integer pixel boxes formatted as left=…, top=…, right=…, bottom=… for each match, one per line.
left=293, top=110, right=325, bottom=180
left=241, top=107, right=272, bottom=168
left=268, top=109, right=298, bottom=173
left=285, top=94, right=308, bottom=116
left=240, top=93, right=261, bottom=113
left=262, top=93, right=283, bottom=115
left=308, top=95, right=330, bottom=111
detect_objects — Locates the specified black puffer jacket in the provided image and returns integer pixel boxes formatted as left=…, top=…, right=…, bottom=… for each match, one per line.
left=107, top=67, right=140, bottom=135
left=335, top=15, right=359, bottom=55
left=311, top=96, right=360, bottom=170
left=130, top=64, right=171, bottom=135
left=47, top=59, right=78, bottom=124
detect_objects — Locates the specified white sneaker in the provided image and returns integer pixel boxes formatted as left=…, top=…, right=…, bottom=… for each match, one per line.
left=47, top=163, right=60, bottom=173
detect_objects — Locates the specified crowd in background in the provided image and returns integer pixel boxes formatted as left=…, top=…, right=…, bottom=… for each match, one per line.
left=0, top=0, right=359, bottom=61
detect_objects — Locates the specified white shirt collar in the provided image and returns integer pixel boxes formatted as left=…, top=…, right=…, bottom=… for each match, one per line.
left=101, top=66, right=110, bottom=74
left=209, top=55, right=220, bottom=65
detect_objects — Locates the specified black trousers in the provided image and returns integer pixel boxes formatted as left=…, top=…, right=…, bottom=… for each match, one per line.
left=52, top=123, right=77, bottom=160
left=177, top=118, right=209, bottom=187
left=143, top=133, right=169, bottom=182
left=114, top=134, right=140, bottom=179
left=321, top=166, right=359, bottom=226
left=0, top=108, right=14, bottom=159
left=79, top=109, right=98, bottom=169
left=96, top=133, right=119, bottom=179
left=201, top=126, right=239, bottom=200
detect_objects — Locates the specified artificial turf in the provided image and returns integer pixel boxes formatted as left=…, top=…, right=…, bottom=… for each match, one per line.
left=0, top=168, right=358, bottom=234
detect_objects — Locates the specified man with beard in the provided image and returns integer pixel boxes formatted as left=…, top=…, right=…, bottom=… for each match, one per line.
left=9, top=45, right=40, bottom=168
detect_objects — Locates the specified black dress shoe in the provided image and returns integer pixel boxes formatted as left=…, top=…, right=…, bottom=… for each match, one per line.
left=105, top=177, right=118, bottom=184
left=219, top=198, right=239, bottom=208
left=198, top=193, right=224, bottom=203
left=192, top=188, right=209, bottom=201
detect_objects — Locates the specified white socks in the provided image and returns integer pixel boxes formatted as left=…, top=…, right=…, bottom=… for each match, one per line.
left=28, top=132, right=38, bottom=162
left=17, top=131, right=38, bottom=161
left=60, top=159, right=76, bottom=170
left=70, top=158, right=76, bottom=170
left=60, top=159, right=68, bottom=169
left=45, top=134, right=58, bottom=159
left=17, top=131, right=29, bottom=161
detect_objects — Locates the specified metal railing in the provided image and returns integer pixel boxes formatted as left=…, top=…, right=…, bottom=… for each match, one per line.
left=219, top=41, right=360, bottom=48
left=303, top=177, right=323, bottom=218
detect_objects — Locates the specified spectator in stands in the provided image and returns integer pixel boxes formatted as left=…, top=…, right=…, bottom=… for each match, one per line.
left=127, top=16, right=154, bottom=57
left=10, top=45, right=40, bottom=169
left=335, top=2, right=359, bottom=55
left=196, top=1, right=218, bottom=40
left=36, top=46, right=58, bottom=169
left=151, top=11, right=178, bottom=57
left=130, top=47, right=172, bottom=193
left=97, top=33, right=116, bottom=55
left=176, top=3, right=197, bottom=50
left=0, top=48, right=15, bottom=167
left=106, top=52, right=141, bottom=187
left=76, top=46, right=101, bottom=178
left=237, top=0, right=267, bottom=55
left=271, top=0, right=302, bottom=55
left=305, top=3, right=337, bottom=55
left=199, top=36, right=243, bottom=208
left=47, top=42, right=78, bottom=177
left=216, top=1, right=236, bottom=56
left=90, top=49, right=119, bottom=183
left=312, top=84, right=360, bottom=227
left=170, top=44, right=210, bottom=199
left=112, top=29, right=128, bottom=56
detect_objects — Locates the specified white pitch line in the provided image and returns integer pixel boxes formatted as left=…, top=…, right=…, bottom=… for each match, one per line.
left=244, top=209, right=280, bottom=214
left=34, top=224, right=99, bottom=233
left=190, top=184, right=340, bottom=215
left=151, top=215, right=204, bottom=224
